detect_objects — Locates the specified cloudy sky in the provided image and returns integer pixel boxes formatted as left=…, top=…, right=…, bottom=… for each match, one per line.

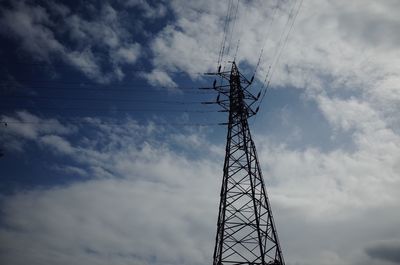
left=0, top=0, right=400, bottom=265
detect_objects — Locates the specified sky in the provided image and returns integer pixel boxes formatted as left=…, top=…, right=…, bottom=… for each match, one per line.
left=0, top=0, right=400, bottom=265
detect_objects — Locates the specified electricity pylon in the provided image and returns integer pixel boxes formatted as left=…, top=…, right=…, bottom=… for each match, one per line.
left=204, top=62, right=285, bottom=265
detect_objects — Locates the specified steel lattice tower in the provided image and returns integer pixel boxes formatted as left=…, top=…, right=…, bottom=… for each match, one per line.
left=205, top=62, right=285, bottom=265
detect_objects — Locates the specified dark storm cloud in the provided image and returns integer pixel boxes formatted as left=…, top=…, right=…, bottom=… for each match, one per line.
left=365, top=240, right=400, bottom=264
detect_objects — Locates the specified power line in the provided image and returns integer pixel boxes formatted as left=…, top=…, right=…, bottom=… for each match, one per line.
left=1, top=88, right=212, bottom=94
left=1, top=95, right=204, bottom=104
left=254, top=1, right=280, bottom=76
left=0, top=84, right=214, bottom=94
left=0, top=120, right=219, bottom=127
left=0, top=82, right=210, bottom=91
left=226, top=0, right=240, bottom=58
left=269, top=0, right=304, bottom=81
left=217, top=0, right=234, bottom=68
left=259, top=0, right=303, bottom=102
left=259, top=0, right=299, bottom=88
left=0, top=106, right=217, bottom=113
left=251, top=0, right=303, bottom=127
left=0, top=60, right=211, bottom=75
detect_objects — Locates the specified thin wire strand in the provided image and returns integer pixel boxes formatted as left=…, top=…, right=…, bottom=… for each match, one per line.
left=226, top=0, right=240, bottom=58
left=1, top=95, right=204, bottom=104
left=269, top=0, right=304, bottom=81
left=254, top=1, right=280, bottom=76
left=0, top=106, right=218, bottom=113
left=233, top=39, right=241, bottom=62
left=260, top=0, right=299, bottom=90
left=260, top=0, right=303, bottom=102
left=0, top=82, right=208, bottom=91
left=259, top=0, right=302, bottom=93
left=252, top=0, right=303, bottom=126
left=217, top=0, right=233, bottom=68
left=0, top=84, right=214, bottom=94
left=0, top=61, right=212, bottom=74
left=0, top=120, right=219, bottom=127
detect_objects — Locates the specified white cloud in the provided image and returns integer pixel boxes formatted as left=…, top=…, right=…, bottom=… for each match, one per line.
left=51, top=165, right=88, bottom=177
left=0, top=178, right=217, bottom=265
left=0, top=111, right=75, bottom=151
left=1, top=0, right=400, bottom=264
left=144, top=12, right=222, bottom=84
left=66, top=49, right=104, bottom=81
left=40, top=135, right=75, bottom=155
left=144, top=0, right=400, bottom=226
left=0, top=1, right=64, bottom=61
left=317, top=96, right=384, bottom=133
left=0, top=114, right=222, bottom=265
left=1, top=111, right=74, bottom=137
left=0, top=1, right=142, bottom=83
left=146, top=0, right=400, bottom=130
left=141, top=70, right=178, bottom=88
left=113, top=44, right=141, bottom=64
left=258, top=140, right=400, bottom=219
left=1, top=109, right=400, bottom=265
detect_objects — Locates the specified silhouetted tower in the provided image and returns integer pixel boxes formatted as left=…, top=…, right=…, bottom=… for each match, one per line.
left=205, top=62, right=285, bottom=265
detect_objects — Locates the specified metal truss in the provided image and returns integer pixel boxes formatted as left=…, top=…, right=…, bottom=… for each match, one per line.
left=205, top=62, right=285, bottom=265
